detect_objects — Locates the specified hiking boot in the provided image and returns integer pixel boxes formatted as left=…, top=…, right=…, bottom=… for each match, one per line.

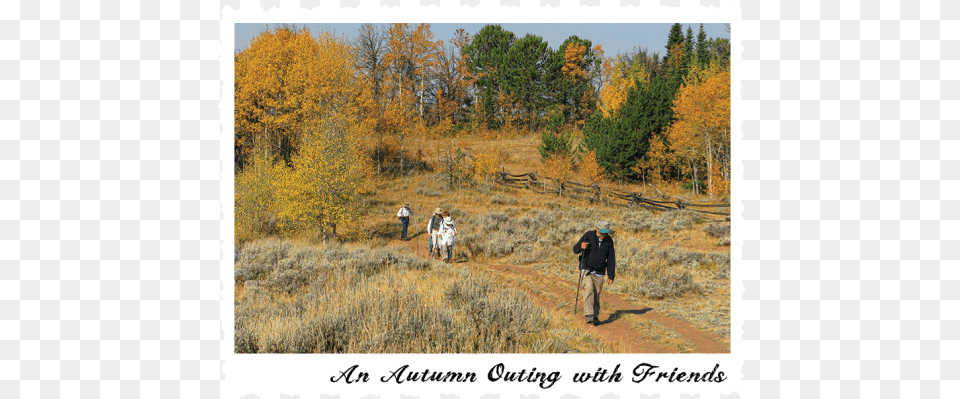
left=585, top=315, right=595, bottom=324
left=592, top=317, right=601, bottom=326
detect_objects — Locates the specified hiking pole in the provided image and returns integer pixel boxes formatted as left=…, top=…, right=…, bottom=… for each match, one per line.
left=413, top=211, right=420, bottom=256
left=573, top=247, right=585, bottom=315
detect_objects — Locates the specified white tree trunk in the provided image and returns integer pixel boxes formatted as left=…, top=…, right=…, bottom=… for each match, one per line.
left=705, top=134, right=713, bottom=199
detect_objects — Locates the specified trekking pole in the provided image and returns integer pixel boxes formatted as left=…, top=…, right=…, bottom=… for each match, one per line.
left=573, top=246, right=585, bottom=315
left=413, top=212, right=420, bottom=256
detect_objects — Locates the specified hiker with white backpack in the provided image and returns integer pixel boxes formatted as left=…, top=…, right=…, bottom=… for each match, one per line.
left=437, top=211, right=457, bottom=263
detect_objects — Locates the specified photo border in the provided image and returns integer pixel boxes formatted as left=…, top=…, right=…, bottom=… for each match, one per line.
left=219, top=2, right=743, bottom=397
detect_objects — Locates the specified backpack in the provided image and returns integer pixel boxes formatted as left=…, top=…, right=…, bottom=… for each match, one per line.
left=439, top=220, right=456, bottom=245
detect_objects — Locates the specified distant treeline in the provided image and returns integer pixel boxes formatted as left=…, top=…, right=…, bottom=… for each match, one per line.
left=235, top=23, right=730, bottom=197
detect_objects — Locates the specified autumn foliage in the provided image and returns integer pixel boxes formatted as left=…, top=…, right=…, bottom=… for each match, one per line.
left=583, top=23, right=730, bottom=197
left=235, top=26, right=371, bottom=242
left=578, top=150, right=605, bottom=184
left=234, top=23, right=731, bottom=244
left=664, top=65, right=730, bottom=197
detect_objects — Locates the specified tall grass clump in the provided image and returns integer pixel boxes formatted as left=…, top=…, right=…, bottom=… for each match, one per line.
left=702, top=222, right=731, bottom=247
left=622, top=260, right=701, bottom=300
left=619, top=210, right=699, bottom=234
left=455, top=207, right=592, bottom=262
left=702, top=222, right=730, bottom=237
left=490, top=194, right=520, bottom=206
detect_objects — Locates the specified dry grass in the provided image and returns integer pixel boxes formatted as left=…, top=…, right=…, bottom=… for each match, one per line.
left=237, top=131, right=731, bottom=352
left=344, top=132, right=730, bottom=347
left=235, top=239, right=605, bottom=353
left=633, top=319, right=693, bottom=353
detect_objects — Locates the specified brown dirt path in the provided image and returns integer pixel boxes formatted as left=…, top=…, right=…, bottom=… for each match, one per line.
left=482, top=263, right=727, bottom=353
left=394, top=236, right=727, bottom=354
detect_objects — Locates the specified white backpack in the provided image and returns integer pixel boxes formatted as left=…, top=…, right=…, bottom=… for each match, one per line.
left=439, top=220, right=456, bottom=245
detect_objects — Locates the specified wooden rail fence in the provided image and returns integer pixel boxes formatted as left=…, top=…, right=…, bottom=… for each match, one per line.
left=494, top=170, right=730, bottom=220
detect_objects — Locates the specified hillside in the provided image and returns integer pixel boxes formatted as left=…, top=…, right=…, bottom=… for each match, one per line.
left=235, top=133, right=730, bottom=353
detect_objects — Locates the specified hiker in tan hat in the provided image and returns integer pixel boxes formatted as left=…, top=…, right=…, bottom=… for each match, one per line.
left=438, top=211, right=457, bottom=263
left=427, top=207, right=444, bottom=257
left=572, top=220, right=616, bottom=326
left=396, top=202, right=412, bottom=241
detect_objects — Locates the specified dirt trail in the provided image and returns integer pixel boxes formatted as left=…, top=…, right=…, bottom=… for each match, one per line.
left=480, top=263, right=726, bottom=353
left=397, top=237, right=727, bottom=353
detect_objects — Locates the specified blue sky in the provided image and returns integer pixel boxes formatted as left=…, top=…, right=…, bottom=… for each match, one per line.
left=235, top=23, right=730, bottom=58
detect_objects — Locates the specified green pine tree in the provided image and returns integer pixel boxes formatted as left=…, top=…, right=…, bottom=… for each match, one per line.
left=538, top=108, right=572, bottom=161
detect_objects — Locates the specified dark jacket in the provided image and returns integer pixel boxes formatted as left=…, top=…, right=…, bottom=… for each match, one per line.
left=429, top=215, right=443, bottom=232
left=572, top=230, right=616, bottom=280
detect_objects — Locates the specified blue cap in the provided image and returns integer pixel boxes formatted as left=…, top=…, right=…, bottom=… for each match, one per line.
left=597, top=220, right=611, bottom=234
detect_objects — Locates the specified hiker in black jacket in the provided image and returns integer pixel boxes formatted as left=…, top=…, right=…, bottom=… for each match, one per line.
left=572, top=220, right=616, bottom=326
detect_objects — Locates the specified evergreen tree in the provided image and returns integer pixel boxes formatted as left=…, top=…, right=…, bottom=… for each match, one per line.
left=464, top=24, right=516, bottom=129
left=582, top=67, right=682, bottom=180
left=502, top=34, right=551, bottom=131
left=538, top=107, right=572, bottom=161
left=710, top=37, right=731, bottom=68
left=662, top=23, right=685, bottom=66
left=696, top=24, right=710, bottom=67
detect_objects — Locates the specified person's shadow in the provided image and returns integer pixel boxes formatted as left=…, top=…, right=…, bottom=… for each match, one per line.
left=598, top=308, right=652, bottom=325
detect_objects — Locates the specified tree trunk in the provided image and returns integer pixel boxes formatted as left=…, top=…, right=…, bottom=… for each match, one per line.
left=692, top=160, right=698, bottom=196
left=705, top=134, right=713, bottom=199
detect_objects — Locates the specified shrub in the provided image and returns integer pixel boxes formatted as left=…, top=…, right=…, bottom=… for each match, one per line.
left=266, top=269, right=311, bottom=294
left=620, top=210, right=655, bottom=232
left=416, top=186, right=442, bottom=197
left=490, top=194, right=519, bottom=206
left=702, top=222, right=730, bottom=238
left=578, top=150, right=605, bottom=184
left=648, top=211, right=697, bottom=234
left=627, top=262, right=701, bottom=300
left=471, top=149, right=502, bottom=184
left=444, top=272, right=552, bottom=350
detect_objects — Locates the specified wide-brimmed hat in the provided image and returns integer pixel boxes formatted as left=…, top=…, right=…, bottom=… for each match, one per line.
left=434, top=207, right=443, bottom=214
left=444, top=216, right=452, bottom=223
left=597, top=220, right=612, bottom=234
left=404, top=202, right=410, bottom=207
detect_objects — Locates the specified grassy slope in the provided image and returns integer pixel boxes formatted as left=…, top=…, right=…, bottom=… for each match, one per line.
left=236, top=133, right=731, bottom=353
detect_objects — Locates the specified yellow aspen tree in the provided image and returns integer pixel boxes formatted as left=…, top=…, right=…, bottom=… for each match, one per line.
left=235, top=148, right=285, bottom=242
left=275, top=116, right=370, bottom=238
left=668, top=64, right=730, bottom=197
left=578, top=150, right=604, bottom=184
left=235, top=26, right=324, bottom=168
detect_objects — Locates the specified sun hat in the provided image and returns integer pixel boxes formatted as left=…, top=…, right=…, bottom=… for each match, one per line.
left=434, top=207, right=443, bottom=214
left=597, top=220, right=612, bottom=234
left=404, top=202, right=410, bottom=207
left=444, top=216, right=452, bottom=223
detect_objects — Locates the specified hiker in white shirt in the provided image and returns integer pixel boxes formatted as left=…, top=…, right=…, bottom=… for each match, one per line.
left=397, top=202, right=412, bottom=241
left=438, top=212, right=457, bottom=263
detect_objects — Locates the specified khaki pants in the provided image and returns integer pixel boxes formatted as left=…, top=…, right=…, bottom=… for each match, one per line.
left=430, top=231, right=440, bottom=255
left=582, top=271, right=605, bottom=318
left=439, top=240, right=454, bottom=260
